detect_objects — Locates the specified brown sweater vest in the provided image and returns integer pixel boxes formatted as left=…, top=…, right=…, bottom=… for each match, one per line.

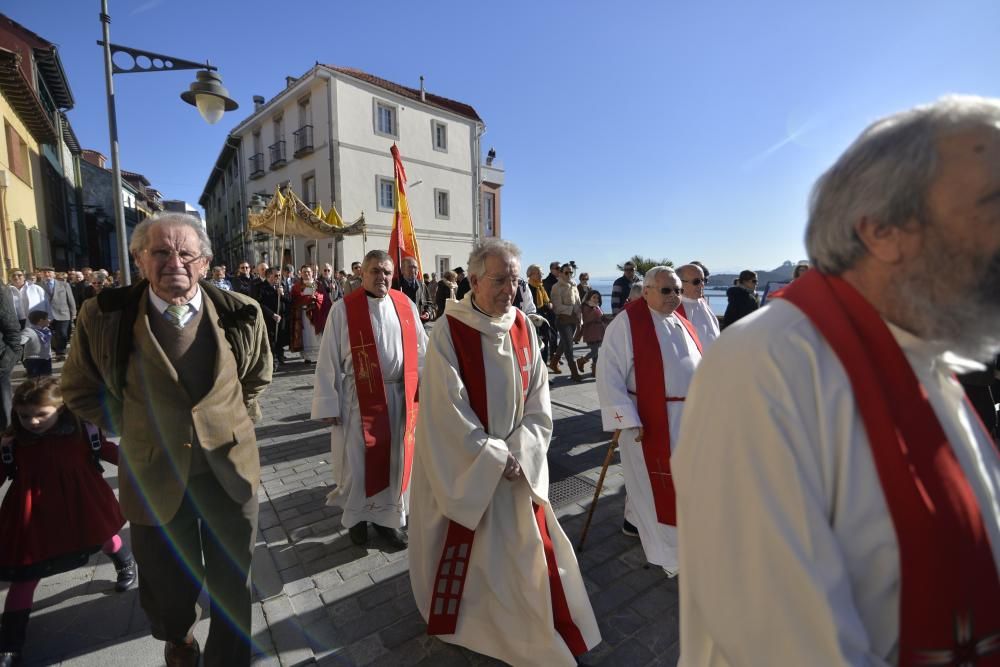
left=148, top=303, right=216, bottom=476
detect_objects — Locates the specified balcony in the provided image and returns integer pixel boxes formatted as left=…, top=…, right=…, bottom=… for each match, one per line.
left=248, top=153, right=264, bottom=179
left=269, top=141, right=287, bottom=169
left=293, top=125, right=314, bottom=157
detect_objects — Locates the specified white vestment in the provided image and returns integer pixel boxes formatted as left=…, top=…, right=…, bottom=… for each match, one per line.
left=297, top=286, right=321, bottom=362
left=596, top=305, right=702, bottom=573
left=673, top=300, right=1000, bottom=666
left=679, top=295, right=720, bottom=352
left=19, top=283, right=47, bottom=318
left=311, top=294, right=427, bottom=529
left=409, top=296, right=601, bottom=666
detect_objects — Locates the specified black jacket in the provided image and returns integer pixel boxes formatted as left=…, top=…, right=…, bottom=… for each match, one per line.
left=0, top=288, right=22, bottom=373
left=723, top=285, right=759, bottom=328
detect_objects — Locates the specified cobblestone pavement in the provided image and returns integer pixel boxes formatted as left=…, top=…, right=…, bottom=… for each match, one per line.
left=1, top=349, right=679, bottom=666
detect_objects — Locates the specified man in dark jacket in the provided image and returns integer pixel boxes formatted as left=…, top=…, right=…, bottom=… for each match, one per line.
left=723, top=270, right=760, bottom=328
left=398, top=257, right=435, bottom=322
left=254, top=267, right=290, bottom=368
left=0, top=288, right=23, bottom=429
left=231, top=262, right=254, bottom=296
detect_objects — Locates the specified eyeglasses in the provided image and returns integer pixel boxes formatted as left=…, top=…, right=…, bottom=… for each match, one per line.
left=682, top=278, right=704, bottom=286
left=624, top=267, right=635, bottom=272
left=659, top=287, right=682, bottom=295
left=563, top=271, right=574, bottom=276
left=146, top=248, right=205, bottom=265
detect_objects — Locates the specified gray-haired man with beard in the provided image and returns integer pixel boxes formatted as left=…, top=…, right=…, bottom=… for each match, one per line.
left=674, top=96, right=1000, bottom=665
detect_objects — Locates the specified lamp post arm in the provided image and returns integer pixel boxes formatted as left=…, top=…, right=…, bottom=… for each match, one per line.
left=96, top=41, right=215, bottom=75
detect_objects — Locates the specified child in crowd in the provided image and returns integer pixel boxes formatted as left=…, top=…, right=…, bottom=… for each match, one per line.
left=20, top=310, right=52, bottom=378
left=578, top=289, right=607, bottom=377
left=0, top=377, right=135, bottom=665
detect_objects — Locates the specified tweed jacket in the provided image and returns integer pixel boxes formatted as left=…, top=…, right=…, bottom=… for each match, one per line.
left=42, top=279, right=76, bottom=321
left=61, top=280, right=272, bottom=525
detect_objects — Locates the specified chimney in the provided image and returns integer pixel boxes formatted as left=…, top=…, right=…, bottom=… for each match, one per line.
left=419, top=75, right=426, bottom=102
left=253, top=95, right=265, bottom=111
left=82, top=150, right=107, bottom=169
left=286, top=76, right=296, bottom=88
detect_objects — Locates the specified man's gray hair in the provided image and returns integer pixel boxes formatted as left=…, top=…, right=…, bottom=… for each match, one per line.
left=467, top=238, right=521, bottom=278
left=806, top=95, right=1000, bottom=274
left=363, top=249, right=392, bottom=268
left=129, top=212, right=213, bottom=260
left=643, top=265, right=677, bottom=286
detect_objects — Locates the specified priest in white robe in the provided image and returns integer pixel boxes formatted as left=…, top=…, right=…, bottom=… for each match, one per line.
left=311, top=250, right=427, bottom=549
left=676, top=263, right=720, bottom=352
left=673, top=97, right=1000, bottom=666
left=409, top=239, right=601, bottom=666
left=596, top=266, right=702, bottom=577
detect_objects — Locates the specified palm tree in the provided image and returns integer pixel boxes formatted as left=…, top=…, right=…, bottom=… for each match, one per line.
left=616, top=255, right=673, bottom=276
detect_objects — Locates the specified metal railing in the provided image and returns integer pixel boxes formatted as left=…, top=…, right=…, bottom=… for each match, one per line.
left=293, top=125, right=313, bottom=156
left=269, top=140, right=287, bottom=169
left=248, top=153, right=264, bottom=179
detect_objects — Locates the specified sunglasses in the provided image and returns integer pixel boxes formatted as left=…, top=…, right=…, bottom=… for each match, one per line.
left=682, top=278, right=704, bottom=286
left=659, top=287, right=682, bottom=295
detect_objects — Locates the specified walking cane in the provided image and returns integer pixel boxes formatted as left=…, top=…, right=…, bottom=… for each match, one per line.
left=576, top=430, right=620, bottom=552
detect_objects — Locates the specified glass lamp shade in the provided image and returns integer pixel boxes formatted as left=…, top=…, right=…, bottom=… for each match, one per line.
left=195, top=93, right=226, bottom=124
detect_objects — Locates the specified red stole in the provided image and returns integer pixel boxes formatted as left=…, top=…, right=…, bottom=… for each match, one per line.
left=343, top=288, right=420, bottom=498
left=676, top=302, right=687, bottom=319
left=429, top=310, right=571, bottom=643
left=776, top=270, right=1000, bottom=666
left=623, top=299, right=702, bottom=526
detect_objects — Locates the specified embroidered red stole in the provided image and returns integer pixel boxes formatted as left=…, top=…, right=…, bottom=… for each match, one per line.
left=343, top=288, right=420, bottom=498
left=427, top=310, right=538, bottom=638
left=624, top=299, right=702, bottom=526
left=777, top=270, right=1000, bottom=665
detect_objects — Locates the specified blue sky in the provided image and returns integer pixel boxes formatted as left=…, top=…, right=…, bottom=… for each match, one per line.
left=8, top=0, right=1000, bottom=275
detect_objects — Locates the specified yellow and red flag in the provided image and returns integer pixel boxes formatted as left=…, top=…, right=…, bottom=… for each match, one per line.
left=388, top=144, right=422, bottom=283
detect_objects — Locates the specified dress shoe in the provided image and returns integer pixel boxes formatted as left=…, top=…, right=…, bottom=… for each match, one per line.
left=349, top=521, right=368, bottom=545
left=622, top=519, right=639, bottom=537
left=548, top=359, right=562, bottom=374
left=164, top=638, right=200, bottom=667
left=373, top=524, right=408, bottom=549
left=576, top=357, right=587, bottom=373
left=114, top=555, right=137, bottom=592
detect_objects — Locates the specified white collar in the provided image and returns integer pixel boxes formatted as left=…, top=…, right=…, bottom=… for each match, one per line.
left=147, top=285, right=203, bottom=315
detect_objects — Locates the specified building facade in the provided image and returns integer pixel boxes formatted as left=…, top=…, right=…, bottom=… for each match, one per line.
left=0, top=13, right=86, bottom=272
left=201, top=64, right=502, bottom=276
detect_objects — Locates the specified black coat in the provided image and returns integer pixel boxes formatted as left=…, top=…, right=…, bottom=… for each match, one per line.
left=400, top=278, right=434, bottom=319
left=254, top=281, right=289, bottom=340
left=723, top=285, right=759, bottom=328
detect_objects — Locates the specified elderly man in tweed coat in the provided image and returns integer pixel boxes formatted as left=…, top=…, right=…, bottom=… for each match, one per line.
left=62, top=213, right=271, bottom=667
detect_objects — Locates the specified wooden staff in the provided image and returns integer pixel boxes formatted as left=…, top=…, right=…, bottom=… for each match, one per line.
left=576, top=430, right=621, bottom=552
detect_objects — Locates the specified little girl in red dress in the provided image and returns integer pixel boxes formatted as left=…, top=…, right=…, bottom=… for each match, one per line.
left=0, top=377, right=135, bottom=666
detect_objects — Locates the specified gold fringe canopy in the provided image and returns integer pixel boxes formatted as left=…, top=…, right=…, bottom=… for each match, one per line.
left=248, top=185, right=367, bottom=241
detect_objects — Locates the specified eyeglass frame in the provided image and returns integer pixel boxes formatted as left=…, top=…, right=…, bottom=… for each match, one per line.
left=681, top=278, right=705, bottom=286
left=658, top=287, right=682, bottom=295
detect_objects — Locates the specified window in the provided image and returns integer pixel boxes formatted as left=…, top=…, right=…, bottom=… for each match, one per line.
left=432, top=120, right=447, bottom=152
left=303, top=174, right=316, bottom=208
left=374, top=100, right=398, bottom=138
left=5, top=122, right=31, bottom=185
left=252, top=130, right=262, bottom=155
left=434, top=189, right=450, bottom=219
left=273, top=116, right=284, bottom=142
left=482, top=191, right=495, bottom=236
left=437, top=256, right=451, bottom=275
left=377, top=176, right=395, bottom=211
left=298, top=97, right=311, bottom=127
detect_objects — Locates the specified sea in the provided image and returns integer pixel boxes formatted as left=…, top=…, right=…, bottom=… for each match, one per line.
left=587, top=278, right=733, bottom=316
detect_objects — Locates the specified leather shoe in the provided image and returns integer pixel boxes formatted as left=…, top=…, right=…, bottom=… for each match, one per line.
left=164, top=638, right=200, bottom=667
left=348, top=521, right=368, bottom=545
left=373, top=524, right=408, bottom=549
left=114, top=555, right=137, bottom=592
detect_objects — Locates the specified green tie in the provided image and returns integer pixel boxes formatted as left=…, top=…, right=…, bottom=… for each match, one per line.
left=165, top=304, right=189, bottom=328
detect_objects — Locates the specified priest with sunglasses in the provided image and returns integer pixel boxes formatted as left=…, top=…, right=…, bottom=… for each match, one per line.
left=596, top=266, right=703, bottom=577
left=676, top=263, right=721, bottom=352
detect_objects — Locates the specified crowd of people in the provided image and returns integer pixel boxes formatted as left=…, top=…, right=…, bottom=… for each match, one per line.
left=0, top=95, right=998, bottom=667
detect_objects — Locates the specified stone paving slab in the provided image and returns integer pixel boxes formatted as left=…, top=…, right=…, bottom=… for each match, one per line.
left=1, top=346, right=679, bottom=665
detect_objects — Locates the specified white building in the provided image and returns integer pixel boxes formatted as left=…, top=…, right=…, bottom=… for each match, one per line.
left=201, top=64, right=501, bottom=276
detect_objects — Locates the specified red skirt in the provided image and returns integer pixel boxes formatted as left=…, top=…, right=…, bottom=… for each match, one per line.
left=0, top=431, right=125, bottom=581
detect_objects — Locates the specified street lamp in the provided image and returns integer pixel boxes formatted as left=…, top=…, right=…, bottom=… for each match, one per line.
left=99, top=0, right=238, bottom=285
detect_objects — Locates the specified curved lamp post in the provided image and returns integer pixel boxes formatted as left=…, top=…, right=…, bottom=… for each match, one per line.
left=99, top=0, right=238, bottom=285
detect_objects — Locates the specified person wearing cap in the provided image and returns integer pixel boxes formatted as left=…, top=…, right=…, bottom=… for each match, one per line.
left=454, top=266, right=471, bottom=301
left=611, top=261, right=641, bottom=315
left=723, top=270, right=759, bottom=328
